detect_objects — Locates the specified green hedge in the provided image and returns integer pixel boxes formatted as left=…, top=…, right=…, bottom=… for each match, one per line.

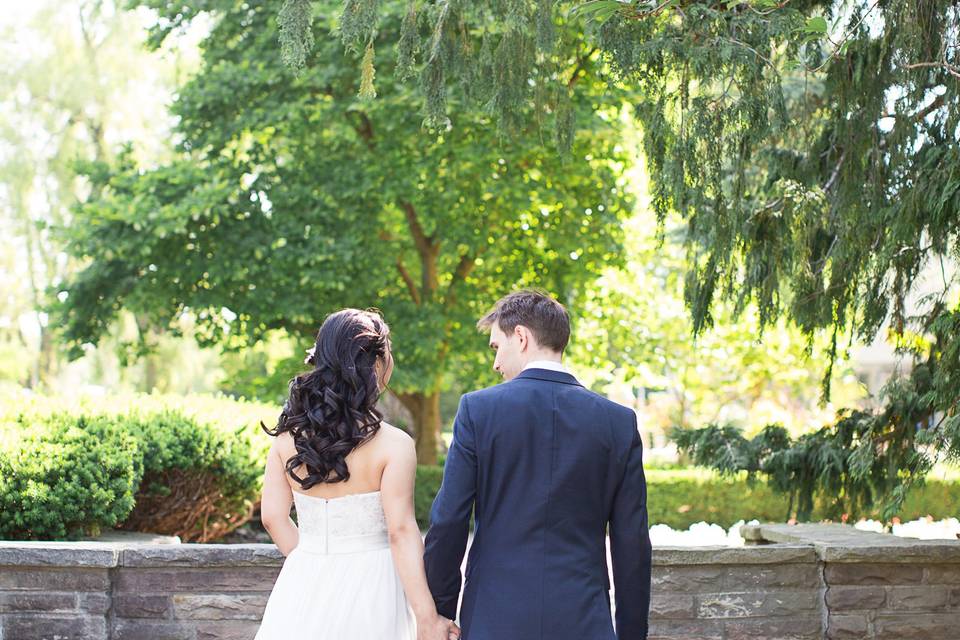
left=0, top=393, right=274, bottom=541
left=0, top=415, right=141, bottom=539
left=413, top=466, right=960, bottom=530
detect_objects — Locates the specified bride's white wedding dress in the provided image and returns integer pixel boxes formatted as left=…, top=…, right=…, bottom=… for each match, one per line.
left=255, top=490, right=416, bottom=639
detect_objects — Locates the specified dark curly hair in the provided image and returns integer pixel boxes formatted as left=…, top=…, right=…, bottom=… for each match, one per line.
left=262, top=308, right=391, bottom=489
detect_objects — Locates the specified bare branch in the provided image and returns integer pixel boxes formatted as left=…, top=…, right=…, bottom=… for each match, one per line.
left=904, top=61, right=960, bottom=79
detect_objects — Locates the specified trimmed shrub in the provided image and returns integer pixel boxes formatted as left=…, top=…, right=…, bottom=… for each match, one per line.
left=0, top=414, right=141, bottom=539
left=113, top=410, right=262, bottom=542
left=0, top=393, right=274, bottom=542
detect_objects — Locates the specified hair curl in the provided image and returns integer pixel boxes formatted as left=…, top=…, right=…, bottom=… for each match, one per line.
left=262, top=308, right=390, bottom=489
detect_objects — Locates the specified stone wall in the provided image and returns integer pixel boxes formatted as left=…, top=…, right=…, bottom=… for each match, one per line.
left=1, top=524, right=959, bottom=639
left=744, top=523, right=960, bottom=640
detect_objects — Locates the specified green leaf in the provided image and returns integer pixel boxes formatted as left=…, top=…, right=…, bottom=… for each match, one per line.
left=803, top=16, right=828, bottom=35
left=569, top=1, right=623, bottom=22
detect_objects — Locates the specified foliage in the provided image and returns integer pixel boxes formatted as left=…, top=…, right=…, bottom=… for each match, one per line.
left=567, top=208, right=866, bottom=435
left=56, top=0, right=638, bottom=463
left=0, top=392, right=276, bottom=541
left=291, top=0, right=960, bottom=512
left=675, top=305, right=960, bottom=519
left=413, top=464, right=960, bottom=530
left=0, top=414, right=142, bottom=539
left=0, top=0, right=200, bottom=390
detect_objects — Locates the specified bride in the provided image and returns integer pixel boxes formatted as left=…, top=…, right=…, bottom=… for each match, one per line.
left=255, top=308, right=460, bottom=640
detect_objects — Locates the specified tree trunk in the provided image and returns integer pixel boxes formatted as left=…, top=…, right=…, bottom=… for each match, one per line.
left=37, top=328, right=57, bottom=389
left=398, top=390, right=442, bottom=465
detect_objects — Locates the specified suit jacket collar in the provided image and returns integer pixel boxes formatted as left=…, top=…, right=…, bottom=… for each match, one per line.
left=513, top=367, right=583, bottom=387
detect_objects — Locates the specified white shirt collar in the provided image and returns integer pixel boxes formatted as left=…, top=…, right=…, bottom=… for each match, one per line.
left=522, top=359, right=569, bottom=374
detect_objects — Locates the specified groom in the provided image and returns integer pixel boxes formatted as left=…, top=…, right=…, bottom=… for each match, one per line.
left=424, top=290, right=652, bottom=639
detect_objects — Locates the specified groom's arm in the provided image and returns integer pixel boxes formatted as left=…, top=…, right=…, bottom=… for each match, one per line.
left=609, top=420, right=652, bottom=640
left=424, top=394, right=478, bottom=621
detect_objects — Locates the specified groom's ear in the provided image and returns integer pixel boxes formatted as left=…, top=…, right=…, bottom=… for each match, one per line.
left=515, top=324, right=532, bottom=351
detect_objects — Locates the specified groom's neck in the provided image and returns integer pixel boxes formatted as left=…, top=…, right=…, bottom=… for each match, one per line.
left=520, top=351, right=563, bottom=367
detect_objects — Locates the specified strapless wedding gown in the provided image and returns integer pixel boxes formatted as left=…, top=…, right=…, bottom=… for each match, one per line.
left=255, top=490, right=416, bottom=639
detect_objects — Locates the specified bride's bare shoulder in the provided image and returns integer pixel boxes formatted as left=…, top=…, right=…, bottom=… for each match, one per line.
left=376, top=422, right=415, bottom=448
left=270, top=431, right=297, bottom=457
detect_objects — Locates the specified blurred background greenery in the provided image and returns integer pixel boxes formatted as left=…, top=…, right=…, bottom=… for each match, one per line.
left=1, top=0, right=956, bottom=541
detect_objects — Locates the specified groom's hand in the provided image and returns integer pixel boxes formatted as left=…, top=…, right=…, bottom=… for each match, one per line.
left=445, top=618, right=461, bottom=640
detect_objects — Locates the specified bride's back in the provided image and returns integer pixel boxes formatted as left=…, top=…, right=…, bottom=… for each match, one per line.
left=273, top=423, right=407, bottom=500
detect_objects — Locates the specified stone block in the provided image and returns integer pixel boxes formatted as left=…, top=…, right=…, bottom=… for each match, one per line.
left=950, top=586, right=960, bottom=608
left=723, top=616, right=822, bottom=639
left=194, top=620, right=262, bottom=640
left=171, top=594, right=269, bottom=620
left=822, top=543, right=960, bottom=564
left=112, top=595, right=172, bottom=618
left=2, top=614, right=107, bottom=640
left=722, top=564, right=821, bottom=590
left=923, top=563, right=960, bottom=584
left=0, top=544, right=118, bottom=568
left=78, top=593, right=111, bottom=615
left=651, top=567, right=723, bottom=593
left=123, top=544, right=282, bottom=568
left=655, top=545, right=816, bottom=566
left=0, top=592, right=76, bottom=613
left=824, top=585, right=886, bottom=609
left=648, top=593, right=696, bottom=619
left=824, top=563, right=923, bottom=585
left=114, top=567, right=281, bottom=594
left=647, top=619, right=724, bottom=640
left=873, top=613, right=960, bottom=639
left=0, top=568, right=110, bottom=592
left=886, top=585, right=949, bottom=611
left=697, top=590, right=819, bottom=619
left=111, top=619, right=193, bottom=640
left=826, top=614, right=869, bottom=640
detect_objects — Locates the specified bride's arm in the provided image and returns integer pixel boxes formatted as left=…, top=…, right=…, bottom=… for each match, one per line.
left=381, top=432, right=455, bottom=637
left=260, top=438, right=299, bottom=556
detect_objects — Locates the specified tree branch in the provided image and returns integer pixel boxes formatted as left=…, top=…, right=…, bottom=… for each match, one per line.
left=398, top=199, right=435, bottom=258
left=566, top=46, right=599, bottom=89
left=881, top=93, right=946, bottom=122
left=396, top=256, right=421, bottom=305
left=444, top=250, right=477, bottom=308
left=345, top=110, right=376, bottom=150
left=903, top=61, right=960, bottom=79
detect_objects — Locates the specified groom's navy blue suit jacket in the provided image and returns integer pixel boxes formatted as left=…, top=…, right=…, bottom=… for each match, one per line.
left=424, top=367, right=652, bottom=640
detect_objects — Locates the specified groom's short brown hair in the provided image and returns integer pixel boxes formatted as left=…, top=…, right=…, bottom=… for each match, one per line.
left=477, top=290, right=570, bottom=353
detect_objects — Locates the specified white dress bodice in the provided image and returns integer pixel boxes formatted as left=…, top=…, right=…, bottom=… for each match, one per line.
left=292, top=490, right=390, bottom=555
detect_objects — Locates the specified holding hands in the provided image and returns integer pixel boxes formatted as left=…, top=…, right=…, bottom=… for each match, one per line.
left=417, top=613, right=461, bottom=640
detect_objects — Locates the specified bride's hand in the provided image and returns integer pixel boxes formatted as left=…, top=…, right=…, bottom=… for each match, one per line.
left=418, top=613, right=458, bottom=640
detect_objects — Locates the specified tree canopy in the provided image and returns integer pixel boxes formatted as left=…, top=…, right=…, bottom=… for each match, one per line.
left=55, top=0, right=638, bottom=463
left=286, top=0, right=960, bottom=515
